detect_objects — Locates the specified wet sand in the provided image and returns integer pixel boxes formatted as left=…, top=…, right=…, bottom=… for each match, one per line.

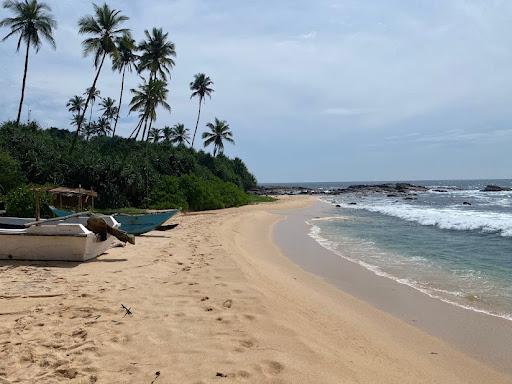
left=0, top=196, right=510, bottom=383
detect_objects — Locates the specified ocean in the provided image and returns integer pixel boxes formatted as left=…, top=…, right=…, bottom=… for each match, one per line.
left=268, top=179, right=512, bottom=321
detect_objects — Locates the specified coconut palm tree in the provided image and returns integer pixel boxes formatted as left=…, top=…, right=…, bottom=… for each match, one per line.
left=83, top=87, right=100, bottom=123
left=161, top=125, right=173, bottom=143
left=73, top=3, right=129, bottom=143
left=189, top=73, right=214, bottom=147
left=170, top=123, right=190, bottom=146
left=148, top=127, right=162, bottom=143
left=66, top=95, right=85, bottom=115
left=112, top=32, right=137, bottom=136
left=202, top=118, right=234, bottom=156
left=95, top=117, right=111, bottom=136
left=71, top=114, right=86, bottom=132
left=0, top=0, right=57, bottom=126
left=99, top=96, right=117, bottom=126
left=137, top=27, right=176, bottom=81
left=129, top=77, right=170, bottom=141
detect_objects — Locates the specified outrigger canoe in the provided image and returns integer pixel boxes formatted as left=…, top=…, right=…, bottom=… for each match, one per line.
left=49, top=207, right=179, bottom=235
left=0, top=215, right=122, bottom=262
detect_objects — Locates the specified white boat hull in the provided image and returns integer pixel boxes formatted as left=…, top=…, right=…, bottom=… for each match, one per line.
left=0, top=217, right=121, bottom=262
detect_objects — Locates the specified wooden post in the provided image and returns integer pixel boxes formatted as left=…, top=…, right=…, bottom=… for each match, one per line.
left=34, top=190, right=40, bottom=222
left=59, top=193, right=63, bottom=209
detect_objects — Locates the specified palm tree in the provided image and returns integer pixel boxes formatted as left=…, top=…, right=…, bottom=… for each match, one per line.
left=202, top=118, right=234, bottom=157
left=95, top=117, right=111, bottom=136
left=73, top=3, right=129, bottom=143
left=71, top=114, right=86, bottom=132
left=148, top=127, right=162, bottom=143
left=83, top=87, right=100, bottom=123
left=138, top=27, right=176, bottom=80
left=161, top=125, right=173, bottom=143
left=112, top=32, right=137, bottom=136
left=66, top=95, right=85, bottom=115
left=170, top=123, right=190, bottom=146
left=189, top=73, right=214, bottom=147
left=0, top=0, right=57, bottom=126
left=129, top=77, right=170, bottom=141
left=99, top=96, right=117, bottom=126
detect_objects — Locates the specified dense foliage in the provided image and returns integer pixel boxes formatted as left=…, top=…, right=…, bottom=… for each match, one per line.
left=0, top=122, right=258, bottom=211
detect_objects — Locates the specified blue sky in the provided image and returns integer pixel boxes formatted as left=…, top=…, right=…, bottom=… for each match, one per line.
left=1, top=0, right=512, bottom=182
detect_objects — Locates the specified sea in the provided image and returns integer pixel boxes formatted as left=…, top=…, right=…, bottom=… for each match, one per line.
left=266, top=179, right=512, bottom=321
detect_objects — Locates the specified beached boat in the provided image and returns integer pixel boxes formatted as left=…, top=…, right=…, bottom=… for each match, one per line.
left=49, top=206, right=179, bottom=235
left=0, top=215, right=121, bottom=262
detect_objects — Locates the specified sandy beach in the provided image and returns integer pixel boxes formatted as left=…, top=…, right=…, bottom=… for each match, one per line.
left=1, top=196, right=511, bottom=383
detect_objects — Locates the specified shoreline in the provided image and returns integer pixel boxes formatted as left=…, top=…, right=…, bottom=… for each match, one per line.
left=0, top=196, right=510, bottom=383
left=273, top=198, right=512, bottom=375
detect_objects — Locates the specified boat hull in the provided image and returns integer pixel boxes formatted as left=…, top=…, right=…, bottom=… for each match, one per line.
left=0, top=217, right=120, bottom=262
left=49, top=207, right=179, bottom=235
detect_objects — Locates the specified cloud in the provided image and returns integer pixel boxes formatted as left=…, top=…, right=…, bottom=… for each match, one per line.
left=323, top=107, right=373, bottom=116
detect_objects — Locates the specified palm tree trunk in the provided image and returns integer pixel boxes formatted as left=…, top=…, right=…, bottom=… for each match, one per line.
left=129, top=117, right=144, bottom=139
left=16, top=39, right=31, bottom=126
left=146, top=117, right=154, bottom=142
left=141, top=117, right=149, bottom=142
left=112, top=67, right=126, bottom=136
left=89, top=100, right=94, bottom=124
left=71, top=52, right=107, bottom=152
left=191, top=97, right=202, bottom=148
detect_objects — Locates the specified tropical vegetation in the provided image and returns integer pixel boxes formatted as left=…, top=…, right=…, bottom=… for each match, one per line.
left=0, top=1, right=267, bottom=215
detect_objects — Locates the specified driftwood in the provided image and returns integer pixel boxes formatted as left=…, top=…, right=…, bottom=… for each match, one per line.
left=86, top=216, right=135, bottom=245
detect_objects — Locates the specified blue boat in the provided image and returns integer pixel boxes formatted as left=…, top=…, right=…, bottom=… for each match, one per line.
left=49, top=206, right=179, bottom=235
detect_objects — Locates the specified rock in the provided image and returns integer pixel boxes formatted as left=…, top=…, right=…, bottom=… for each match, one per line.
left=462, top=201, right=472, bottom=206
left=387, top=194, right=398, bottom=197
left=481, top=185, right=510, bottom=192
left=433, top=189, right=448, bottom=193
left=404, top=197, right=417, bottom=200
left=335, top=204, right=341, bottom=208
left=348, top=202, right=357, bottom=205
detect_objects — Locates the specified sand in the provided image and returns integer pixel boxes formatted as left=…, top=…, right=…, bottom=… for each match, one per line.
left=0, top=196, right=510, bottom=383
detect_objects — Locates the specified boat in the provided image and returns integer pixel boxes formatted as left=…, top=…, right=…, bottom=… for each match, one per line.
left=49, top=206, right=179, bottom=235
left=0, top=215, right=122, bottom=262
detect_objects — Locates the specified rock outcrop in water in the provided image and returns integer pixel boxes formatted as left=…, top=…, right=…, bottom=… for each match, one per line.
left=481, top=185, right=511, bottom=192
left=251, top=183, right=428, bottom=196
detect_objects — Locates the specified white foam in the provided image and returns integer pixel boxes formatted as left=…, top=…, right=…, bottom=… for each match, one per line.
left=336, top=202, right=512, bottom=237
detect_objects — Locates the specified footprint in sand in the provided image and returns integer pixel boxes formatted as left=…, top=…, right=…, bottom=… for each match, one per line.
left=222, top=299, right=232, bottom=309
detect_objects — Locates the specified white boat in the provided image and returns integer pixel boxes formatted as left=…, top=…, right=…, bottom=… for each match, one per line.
left=0, top=216, right=121, bottom=262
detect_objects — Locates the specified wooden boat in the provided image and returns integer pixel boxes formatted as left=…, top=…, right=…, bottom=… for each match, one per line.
left=0, top=215, right=121, bottom=262
left=49, top=206, right=179, bottom=235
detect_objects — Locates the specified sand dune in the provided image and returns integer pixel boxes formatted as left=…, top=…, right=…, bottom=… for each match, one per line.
left=0, top=196, right=510, bottom=383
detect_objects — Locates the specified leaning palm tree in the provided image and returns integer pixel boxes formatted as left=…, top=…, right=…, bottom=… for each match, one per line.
left=202, top=118, right=234, bottom=157
left=147, top=127, right=162, bottom=143
left=73, top=3, right=129, bottom=144
left=128, top=77, right=170, bottom=141
left=0, top=0, right=57, bottom=126
left=189, top=73, right=214, bottom=147
left=83, top=87, right=100, bottom=123
left=71, top=114, right=86, bottom=132
left=66, top=95, right=85, bottom=115
left=112, top=32, right=137, bottom=136
left=170, top=123, right=190, bottom=146
left=99, top=96, right=117, bottom=126
left=137, top=27, right=176, bottom=81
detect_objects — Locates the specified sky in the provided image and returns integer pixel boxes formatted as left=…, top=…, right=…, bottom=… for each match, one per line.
left=1, top=0, right=512, bottom=183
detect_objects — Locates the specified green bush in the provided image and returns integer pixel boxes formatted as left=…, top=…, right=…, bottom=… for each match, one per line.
left=0, top=121, right=259, bottom=211
left=150, top=174, right=251, bottom=211
left=5, top=185, right=52, bottom=218
left=0, top=150, right=25, bottom=193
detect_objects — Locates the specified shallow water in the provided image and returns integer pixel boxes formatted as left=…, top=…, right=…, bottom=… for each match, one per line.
left=293, top=179, right=512, bottom=320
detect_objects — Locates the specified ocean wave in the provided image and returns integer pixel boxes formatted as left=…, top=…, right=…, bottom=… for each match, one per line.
left=306, top=222, right=512, bottom=321
left=336, top=202, right=512, bottom=237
